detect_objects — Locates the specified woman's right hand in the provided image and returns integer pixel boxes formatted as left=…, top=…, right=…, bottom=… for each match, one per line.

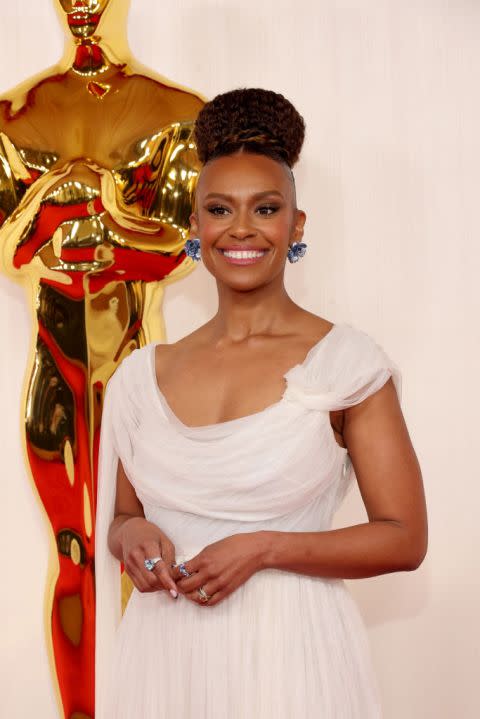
left=119, top=516, right=178, bottom=599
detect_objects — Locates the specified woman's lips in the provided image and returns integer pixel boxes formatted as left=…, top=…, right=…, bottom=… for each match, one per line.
left=217, top=248, right=269, bottom=265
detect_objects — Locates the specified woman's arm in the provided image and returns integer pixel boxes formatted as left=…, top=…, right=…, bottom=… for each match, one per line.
left=107, top=459, right=179, bottom=598
left=107, top=458, right=146, bottom=562
left=257, top=377, right=428, bottom=578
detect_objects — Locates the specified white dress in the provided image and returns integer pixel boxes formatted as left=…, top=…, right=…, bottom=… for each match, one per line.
left=95, top=322, right=402, bottom=718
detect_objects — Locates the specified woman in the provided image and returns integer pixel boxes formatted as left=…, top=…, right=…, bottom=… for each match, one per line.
left=95, top=88, right=428, bottom=718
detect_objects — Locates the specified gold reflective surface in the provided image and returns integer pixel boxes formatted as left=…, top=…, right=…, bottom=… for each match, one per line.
left=0, top=1, right=205, bottom=716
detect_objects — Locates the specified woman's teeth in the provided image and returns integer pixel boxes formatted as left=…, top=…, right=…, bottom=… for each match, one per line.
left=222, top=250, right=266, bottom=258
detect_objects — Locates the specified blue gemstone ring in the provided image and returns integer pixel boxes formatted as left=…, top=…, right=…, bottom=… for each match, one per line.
left=178, top=562, right=192, bottom=577
left=144, top=556, right=163, bottom=571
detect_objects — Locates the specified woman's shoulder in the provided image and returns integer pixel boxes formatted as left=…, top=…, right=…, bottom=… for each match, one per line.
left=293, top=318, right=393, bottom=367
left=149, top=328, right=209, bottom=377
left=284, top=320, right=402, bottom=411
left=314, top=320, right=400, bottom=381
left=323, top=321, right=396, bottom=367
left=106, top=342, right=155, bottom=400
left=116, top=334, right=206, bottom=390
left=286, top=311, right=383, bottom=358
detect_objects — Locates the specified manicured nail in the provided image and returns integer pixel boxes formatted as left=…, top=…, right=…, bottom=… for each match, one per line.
left=170, top=589, right=178, bottom=598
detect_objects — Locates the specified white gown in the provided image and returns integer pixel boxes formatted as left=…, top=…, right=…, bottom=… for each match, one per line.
left=95, top=322, right=402, bottom=718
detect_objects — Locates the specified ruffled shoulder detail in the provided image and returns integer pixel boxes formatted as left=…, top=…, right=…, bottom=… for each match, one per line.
left=282, top=323, right=402, bottom=412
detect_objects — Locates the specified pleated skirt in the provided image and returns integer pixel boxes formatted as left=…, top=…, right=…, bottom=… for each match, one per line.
left=102, top=558, right=382, bottom=718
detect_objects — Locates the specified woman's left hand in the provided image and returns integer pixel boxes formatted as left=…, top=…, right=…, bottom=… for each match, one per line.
left=171, top=532, right=268, bottom=607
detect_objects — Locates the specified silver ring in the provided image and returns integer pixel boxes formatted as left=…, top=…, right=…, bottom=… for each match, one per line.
left=144, top=556, right=163, bottom=571
left=178, top=562, right=192, bottom=577
left=197, top=586, right=211, bottom=602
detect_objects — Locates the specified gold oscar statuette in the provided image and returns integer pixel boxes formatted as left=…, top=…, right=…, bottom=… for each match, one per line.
left=0, top=1, right=205, bottom=716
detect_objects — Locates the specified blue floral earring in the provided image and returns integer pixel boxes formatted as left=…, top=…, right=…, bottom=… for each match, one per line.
left=184, top=237, right=201, bottom=262
left=287, top=241, right=307, bottom=263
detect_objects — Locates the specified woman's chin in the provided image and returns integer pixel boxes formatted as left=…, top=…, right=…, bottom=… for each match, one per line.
left=212, top=269, right=281, bottom=293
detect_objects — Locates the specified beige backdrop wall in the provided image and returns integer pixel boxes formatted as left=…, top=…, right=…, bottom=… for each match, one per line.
left=0, top=1, right=478, bottom=717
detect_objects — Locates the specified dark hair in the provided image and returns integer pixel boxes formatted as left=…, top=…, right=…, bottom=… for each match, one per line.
left=193, top=88, right=306, bottom=169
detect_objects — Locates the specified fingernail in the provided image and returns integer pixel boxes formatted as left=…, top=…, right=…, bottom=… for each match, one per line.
left=170, top=589, right=178, bottom=598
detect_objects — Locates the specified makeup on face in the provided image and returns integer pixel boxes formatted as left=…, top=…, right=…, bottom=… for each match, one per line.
left=216, top=247, right=270, bottom=265
left=191, top=153, right=301, bottom=274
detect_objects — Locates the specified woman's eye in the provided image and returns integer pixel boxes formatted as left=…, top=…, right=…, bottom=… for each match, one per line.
left=207, top=205, right=230, bottom=216
left=257, top=205, right=279, bottom=215
left=205, top=204, right=279, bottom=216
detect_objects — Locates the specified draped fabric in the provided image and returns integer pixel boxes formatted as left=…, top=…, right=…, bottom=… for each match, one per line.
left=95, top=322, right=401, bottom=718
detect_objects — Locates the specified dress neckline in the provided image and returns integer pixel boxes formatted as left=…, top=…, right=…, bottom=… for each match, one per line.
left=148, top=322, right=344, bottom=434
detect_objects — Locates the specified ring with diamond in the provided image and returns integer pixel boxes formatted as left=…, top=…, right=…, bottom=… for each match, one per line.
left=144, top=556, right=163, bottom=571
left=197, top=586, right=211, bottom=602
left=178, top=562, right=192, bottom=577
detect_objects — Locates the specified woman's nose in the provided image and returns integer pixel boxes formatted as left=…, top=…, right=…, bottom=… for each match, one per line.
left=229, top=226, right=256, bottom=240
left=228, top=212, right=257, bottom=239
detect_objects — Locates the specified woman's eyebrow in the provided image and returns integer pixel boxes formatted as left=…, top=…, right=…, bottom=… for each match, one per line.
left=204, top=190, right=284, bottom=201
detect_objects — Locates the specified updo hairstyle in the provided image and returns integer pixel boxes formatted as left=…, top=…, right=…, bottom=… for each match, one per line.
left=193, top=88, right=306, bottom=170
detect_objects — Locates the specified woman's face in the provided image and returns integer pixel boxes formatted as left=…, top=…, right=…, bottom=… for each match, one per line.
left=189, top=152, right=306, bottom=293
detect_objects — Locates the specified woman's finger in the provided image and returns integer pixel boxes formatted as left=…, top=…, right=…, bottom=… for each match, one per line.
left=184, top=578, right=222, bottom=606
left=127, top=546, right=161, bottom=592
left=124, top=561, right=155, bottom=593
left=130, top=547, right=159, bottom=582
left=157, top=542, right=176, bottom=579
left=171, top=558, right=200, bottom=584
left=141, top=541, right=178, bottom=599
left=176, top=570, right=206, bottom=594
left=175, top=557, right=210, bottom=593
left=152, top=560, right=178, bottom=599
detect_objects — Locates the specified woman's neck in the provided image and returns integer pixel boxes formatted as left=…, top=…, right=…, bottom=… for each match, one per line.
left=209, top=282, right=300, bottom=344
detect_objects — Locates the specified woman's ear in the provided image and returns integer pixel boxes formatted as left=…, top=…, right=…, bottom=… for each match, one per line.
left=188, top=212, right=199, bottom=238
left=292, top=209, right=306, bottom=242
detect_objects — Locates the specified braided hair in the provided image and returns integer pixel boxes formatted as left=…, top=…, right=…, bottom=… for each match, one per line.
left=193, top=88, right=306, bottom=169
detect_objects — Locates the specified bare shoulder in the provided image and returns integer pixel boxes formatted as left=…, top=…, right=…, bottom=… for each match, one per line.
left=288, top=309, right=335, bottom=349
left=154, top=326, right=210, bottom=371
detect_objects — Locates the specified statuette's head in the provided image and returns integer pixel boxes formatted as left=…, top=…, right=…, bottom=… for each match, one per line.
left=56, top=0, right=112, bottom=38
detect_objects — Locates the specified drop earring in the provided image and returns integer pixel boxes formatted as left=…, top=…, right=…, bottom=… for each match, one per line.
left=287, top=241, right=307, bottom=263
left=184, top=237, right=201, bottom=262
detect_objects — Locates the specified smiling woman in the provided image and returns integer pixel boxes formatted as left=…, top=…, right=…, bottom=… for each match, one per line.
left=189, top=88, right=305, bottom=289
left=95, top=88, right=428, bottom=718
